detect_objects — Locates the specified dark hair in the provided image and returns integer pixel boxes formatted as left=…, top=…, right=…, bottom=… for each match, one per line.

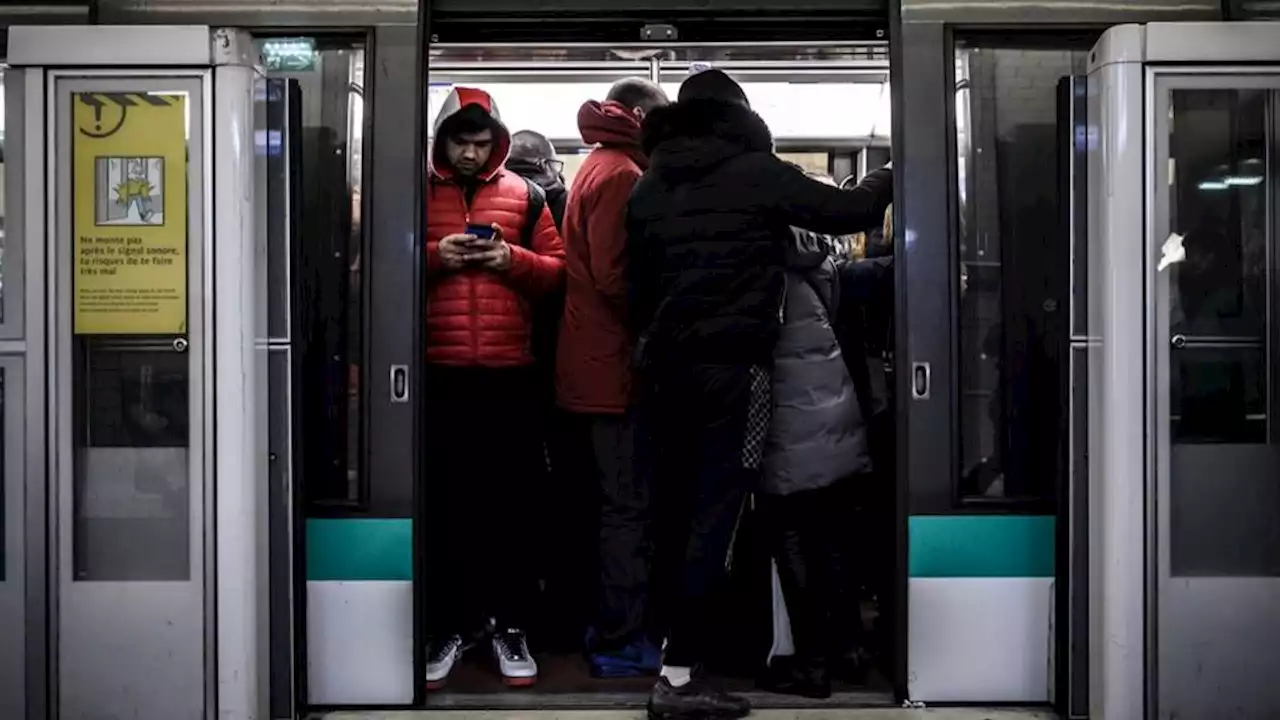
left=510, top=129, right=556, bottom=162
left=606, top=77, right=669, bottom=114
left=440, top=103, right=497, bottom=140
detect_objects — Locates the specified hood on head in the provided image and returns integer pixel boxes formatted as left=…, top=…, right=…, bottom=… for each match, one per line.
left=578, top=100, right=643, bottom=148
left=678, top=68, right=750, bottom=107
left=640, top=98, right=773, bottom=181
left=430, top=86, right=511, bottom=181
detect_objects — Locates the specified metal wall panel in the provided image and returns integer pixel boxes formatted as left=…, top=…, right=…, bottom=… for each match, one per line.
left=430, top=0, right=884, bottom=12
left=0, top=358, right=25, bottom=720
left=99, top=0, right=886, bottom=26
left=366, top=24, right=418, bottom=518
left=0, top=3, right=89, bottom=26
left=100, top=0, right=417, bottom=26
left=900, top=0, right=1218, bottom=24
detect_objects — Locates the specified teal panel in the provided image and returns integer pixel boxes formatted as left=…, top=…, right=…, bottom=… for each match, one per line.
left=909, top=515, right=1055, bottom=578
left=306, top=518, right=413, bottom=581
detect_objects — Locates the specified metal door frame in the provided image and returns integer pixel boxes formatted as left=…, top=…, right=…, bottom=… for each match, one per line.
left=416, top=0, right=906, bottom=707
left=1057, top=73, right=1090, bottom=720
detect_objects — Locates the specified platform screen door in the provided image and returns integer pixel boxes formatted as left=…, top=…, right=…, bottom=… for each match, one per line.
left=1148, top=71, right=1280, bottom=720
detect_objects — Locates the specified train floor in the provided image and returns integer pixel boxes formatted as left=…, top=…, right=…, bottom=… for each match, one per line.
left=420, top=648, right=892, bottom=710
left=317, top=709, right=1057, bottom=719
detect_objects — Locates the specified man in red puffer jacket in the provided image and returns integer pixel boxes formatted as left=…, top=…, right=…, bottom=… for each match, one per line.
left=555, top=78, right=669, bottom=677
left=423, top=86, right=565, bottom=692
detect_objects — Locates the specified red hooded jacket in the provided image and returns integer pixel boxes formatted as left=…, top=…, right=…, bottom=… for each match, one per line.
left=426, top=87, right=566, bottom=367
left=555, top=100, right=649, bottom=413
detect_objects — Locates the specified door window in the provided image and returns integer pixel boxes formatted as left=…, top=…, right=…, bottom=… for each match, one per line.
left=1162, top=86, right=1279, bottom=577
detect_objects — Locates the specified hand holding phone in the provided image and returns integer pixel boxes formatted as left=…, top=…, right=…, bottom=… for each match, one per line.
left=465, top=223, right=496, bottom=241
left=462, top=223, right=511, bottom=271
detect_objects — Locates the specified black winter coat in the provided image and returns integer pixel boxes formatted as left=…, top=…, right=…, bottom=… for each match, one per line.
left=626, top=98, right=893, bottom=365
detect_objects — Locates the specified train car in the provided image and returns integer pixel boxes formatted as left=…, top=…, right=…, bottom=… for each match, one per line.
left=1, top=1, right=1278, bottom=719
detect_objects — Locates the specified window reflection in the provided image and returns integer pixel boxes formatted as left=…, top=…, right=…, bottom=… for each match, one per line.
left=1165, top=87, right=1280, bottom=578
left=256, top=38, right=367, bottom=507
left=74, top=340, right=190, bottom=581
left=953, top=43, right=1089, bottom=502
left=1168, top=88, right=1268, bottom=445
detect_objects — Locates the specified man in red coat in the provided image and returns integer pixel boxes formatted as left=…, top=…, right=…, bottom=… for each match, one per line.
left=555, top=78, right=669, bottom=678
left=423, top=86, right=565, bottom=691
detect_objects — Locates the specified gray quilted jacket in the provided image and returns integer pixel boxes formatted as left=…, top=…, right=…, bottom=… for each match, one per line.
left=761, top=228, right=871, bottom=496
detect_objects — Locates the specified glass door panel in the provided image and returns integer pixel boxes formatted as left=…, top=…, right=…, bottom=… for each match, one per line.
left=1152, top=74, right=1280, bottom=720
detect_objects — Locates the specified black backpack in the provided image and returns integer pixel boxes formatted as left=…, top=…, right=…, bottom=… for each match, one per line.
left=515, top=178, right=564, bottom=397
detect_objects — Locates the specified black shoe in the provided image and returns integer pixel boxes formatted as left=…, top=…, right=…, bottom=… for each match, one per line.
left=758, top=656, right=831, bottom=699
left=648, top=676, right=751, bottom=720
left=831, top=649, right=871, bottom=686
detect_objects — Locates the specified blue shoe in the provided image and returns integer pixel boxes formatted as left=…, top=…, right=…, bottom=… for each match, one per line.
left=589, top=637, right=661, bottom=678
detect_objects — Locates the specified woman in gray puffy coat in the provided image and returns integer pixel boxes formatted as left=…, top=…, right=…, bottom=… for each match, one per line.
left=757, top=222, right=873, bottom=699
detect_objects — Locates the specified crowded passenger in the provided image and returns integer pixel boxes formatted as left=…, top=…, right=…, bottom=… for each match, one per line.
left=422, top=86, right=565, bottom=690
left=755, top=174, right=888, bottom=700
left=833, top=203, right=896, bottom=659
left=626, top=68, right=892, bottom=719
left=556, top=78, right=672, bottom=678
left=508, top=129, right=569, bottom=230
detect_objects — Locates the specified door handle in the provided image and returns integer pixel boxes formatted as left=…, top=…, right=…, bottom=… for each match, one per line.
left=389, top=365, right=409, bottom=404
left=912, top=361, right=931, bottom=400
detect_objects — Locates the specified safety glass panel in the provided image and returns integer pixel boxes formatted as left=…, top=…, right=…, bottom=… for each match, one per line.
left=1152, top=73, right=1280, bottom=720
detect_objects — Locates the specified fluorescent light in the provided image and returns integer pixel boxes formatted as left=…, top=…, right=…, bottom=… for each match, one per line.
left=1198, top=180, right=1229, bottom=190
left=1223, top=175, right=1264, bottom=186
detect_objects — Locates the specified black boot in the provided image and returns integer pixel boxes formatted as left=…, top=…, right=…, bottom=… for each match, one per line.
left=758, top=655, right=831, bottom=699
left=648, top=676, right=751, bottom=720
left=831, top=647, right=871, bottom=686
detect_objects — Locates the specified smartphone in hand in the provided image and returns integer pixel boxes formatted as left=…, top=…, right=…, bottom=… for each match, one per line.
left=465, top=223, right=495, bottom=240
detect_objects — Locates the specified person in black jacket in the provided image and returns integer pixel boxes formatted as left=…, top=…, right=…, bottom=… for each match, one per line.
left=508, top=129, right=568, bottom=230
left=627, top=68, right=892, bottom=720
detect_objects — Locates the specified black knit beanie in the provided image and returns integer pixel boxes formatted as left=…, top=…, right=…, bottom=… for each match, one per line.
left=678, top=68, right=750, bottom=107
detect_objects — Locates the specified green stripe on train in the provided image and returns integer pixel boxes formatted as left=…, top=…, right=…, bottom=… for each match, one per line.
left=307, top=518, right=413, bottom=581
left=908, top=515, right=1055, bottom=578
left=306, top=514, right=1055, bottom=581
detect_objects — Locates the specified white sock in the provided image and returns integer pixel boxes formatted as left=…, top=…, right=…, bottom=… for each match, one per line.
left=661, top=665, right=692, bottom=687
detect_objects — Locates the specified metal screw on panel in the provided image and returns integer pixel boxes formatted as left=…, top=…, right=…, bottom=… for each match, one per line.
left=173, top=337, right=189, bottom=353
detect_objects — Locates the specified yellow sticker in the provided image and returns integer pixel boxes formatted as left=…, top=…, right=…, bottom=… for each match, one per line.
left=72, top=92, right=188, bottom=335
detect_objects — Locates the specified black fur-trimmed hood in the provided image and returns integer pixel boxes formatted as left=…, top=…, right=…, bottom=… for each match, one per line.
left=640, top=98, right=774, bottom=181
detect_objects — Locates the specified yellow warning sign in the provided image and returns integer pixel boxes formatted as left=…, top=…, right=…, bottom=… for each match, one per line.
left=72, top=92, right=188, bottom=335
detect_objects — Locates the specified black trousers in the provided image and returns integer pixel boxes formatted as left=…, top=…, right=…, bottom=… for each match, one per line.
left=760, top=480, right=864, bottom=664
left=422, top=364, right=542, bottom=638
left=649, top=363, right=770, bottom=668
left=568, top=410, right=654, bottom=652
left=536, top=409, right=656, bottom=653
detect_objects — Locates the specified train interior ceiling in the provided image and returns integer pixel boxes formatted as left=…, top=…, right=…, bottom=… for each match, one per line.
left=426, top=42, right=893, bottom=191
left=420, top=40, right=897, bottom=706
